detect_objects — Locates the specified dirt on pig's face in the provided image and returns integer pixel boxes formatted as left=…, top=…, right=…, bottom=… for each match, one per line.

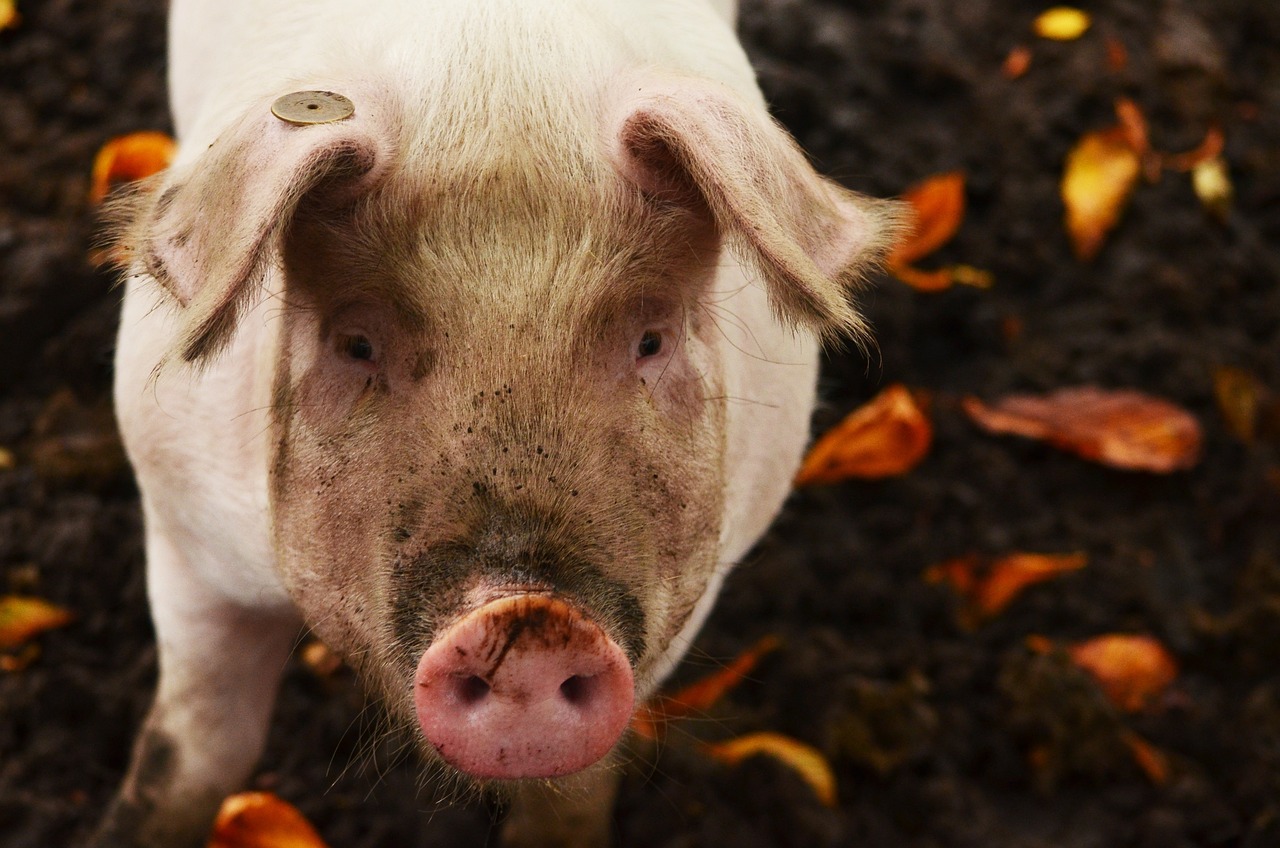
left=267, top=152, right=728, bottom=742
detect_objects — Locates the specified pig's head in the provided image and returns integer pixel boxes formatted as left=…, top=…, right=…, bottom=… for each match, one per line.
left=114, top=75, right=898, bottom=782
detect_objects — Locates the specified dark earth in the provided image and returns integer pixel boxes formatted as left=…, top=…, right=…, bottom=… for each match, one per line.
left=3, top=0, right=1280, bottom=846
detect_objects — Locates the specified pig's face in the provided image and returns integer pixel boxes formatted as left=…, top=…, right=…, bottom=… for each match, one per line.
left=115, top=74, right=898, bottom=782
left=269, top=158, right=729, bottom=731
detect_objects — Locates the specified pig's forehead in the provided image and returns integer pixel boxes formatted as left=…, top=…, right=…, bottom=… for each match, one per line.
left=344, top=157, right=702, bottom=321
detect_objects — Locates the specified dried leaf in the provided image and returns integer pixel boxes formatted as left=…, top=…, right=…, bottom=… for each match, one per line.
left=962, top=387, right=1202, bottom=472
left=0, top=596, right=74, bottom=649
left=1105, top=36, right=1129, bottom=72
left=299, top=640, right=343, bottom=678
left=795, top=385, right=932, bottom=485
left=1120, top=730, right=1171, bottom=785
left=1166, top=124, right=1225, bottom=173
left=632, top=635, right=780, bottom=740
left=1191, top=156, right=1233, bottom=222
left=1214, top=366, right=1261, bottom=443
left=1068, top=634, right=1178, bottom=713
left=927, top=552, right=1087, bottom=625
left=1062, top=127, right=1141, bottom=260
left=889, top=172, right=966, bottom=267
left=0, top=644, right=41, bottom=673
left=1002, top=45, right=1033, bottom=79
left=0, top=0, right=18, bottom=31
left=89, top=131, right=176, bottom=204
left=0, top=447, right=13, bottom=471
left=1114, top=98, right=1161, bottom=182
left=703, top=732, right=837, bottom=806
left=1034, top=7, right=1092, bottom=41
left=207, top=792, right=329, bottom=848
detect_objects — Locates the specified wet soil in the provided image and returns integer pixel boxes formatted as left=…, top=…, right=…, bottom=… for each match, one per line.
left=3, top=1, right=1280, bottom=846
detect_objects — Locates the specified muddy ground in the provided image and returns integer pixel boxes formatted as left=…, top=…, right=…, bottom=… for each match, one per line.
left=3, top=0, right=1280, bottom=846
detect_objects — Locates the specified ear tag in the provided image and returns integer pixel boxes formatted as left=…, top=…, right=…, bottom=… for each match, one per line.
left=270, top=91, right=355, bottom=125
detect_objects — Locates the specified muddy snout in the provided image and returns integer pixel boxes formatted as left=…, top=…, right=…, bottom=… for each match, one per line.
left=413, top=594, right=634, bottom=779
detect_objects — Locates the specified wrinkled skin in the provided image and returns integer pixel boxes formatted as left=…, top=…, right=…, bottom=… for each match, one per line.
left=90, top=1, right=900, bottom=846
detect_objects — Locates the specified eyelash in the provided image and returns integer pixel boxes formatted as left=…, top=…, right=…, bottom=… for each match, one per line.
left=341, top=334, right=374, bottom=362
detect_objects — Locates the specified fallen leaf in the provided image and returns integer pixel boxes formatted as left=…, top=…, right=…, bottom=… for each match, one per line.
left=0, top=644, right=41, bottom=673
left=1191, top=156, right=1233, bottom=222
left=927, top=552, right=1088, bottom=625
left=1105, top=36, right=1129, bottom=72
left=0, top=0, right=18, bottom=31
left=795, top=384, right=932, bottom=485
left=962, top=387, right=1202, bottom=472
left=1034, top=7, right=1092, bottom=41
left=0, top=596, right=74, bottom=649
left=299, top=640, right=343, bottom=678
left=89, top=131, right=176, bottom=204
left=1166, top=124, right=1225, bottom=172
left=1214, top=366, right=1261, bottom=443
left=1114, top=98, right=1161, bottom=182
left=1068, top=634, right=1178, bottom=713
left=207, top=792, right=329, bottom=848
left=1120, top=730, right=1171, bottom=785
left=889, top=172, right=966, bottom=267
left=0, top=447, right=13, bottom=471
left=632, top=635, right=780, bottom=740
left=1002, top=45, right=1033, bottom=79
left=1062, top=126, right=1141, bottom=260
left=703, top=732, right=837, bottom=806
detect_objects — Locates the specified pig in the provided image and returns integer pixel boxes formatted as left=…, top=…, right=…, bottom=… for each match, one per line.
left=91, top=0, right=901, bottom=845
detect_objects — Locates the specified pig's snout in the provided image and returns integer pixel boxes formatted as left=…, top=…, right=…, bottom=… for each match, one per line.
left=413, top=594, right=634, bottom=779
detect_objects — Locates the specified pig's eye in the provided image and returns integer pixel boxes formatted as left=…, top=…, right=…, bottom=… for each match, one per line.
left=637, top=330, right=663, bottom=359
left=342, top=334, right=375, bottom=362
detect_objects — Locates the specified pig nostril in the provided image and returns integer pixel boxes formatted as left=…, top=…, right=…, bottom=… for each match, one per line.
left=454, top=674, right=491, bottom=705
left=559, top=674, right=596, bottom=706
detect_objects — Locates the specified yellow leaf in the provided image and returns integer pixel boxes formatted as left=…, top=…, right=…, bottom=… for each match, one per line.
left=0, top=0, right=18, bottom=31
left=1034, top=7, right=1092, bottom=41
left=0, top=596, right=74, bottom=649
left=1192, top=156, right=1233, bottom=222
left=1062, top=127, right=1141, bottom=260
left=795, top=384, right=932, bottom=485
left=207, top=792, right=329, bottom=848
left=703, top=732, right=837, bottom=807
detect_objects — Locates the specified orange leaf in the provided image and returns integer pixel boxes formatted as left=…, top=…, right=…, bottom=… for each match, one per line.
left=1214, top=366, right=1261, bottom=443
left=89, top=131, right=176, bottom=204
left=1034, top=7, right=1092, bottom=41
left=631, top=635, right=780, bottom=740
left=703, top=732, right=837, bottom=806
left=962, top=387, right=1202, bottom=472
left=889, top=172, right=966, bottom=267
left=1067, top=634, right=1178, bottom=713
left=1001, top=45, right=1033, bottom=80
left=891, top=263, right=993, bottom=293
left=1114, top=98, right=1161, bottom=182
left=1062, top=126, right=1141, bottom=260
left=207, top=792, right=329, bottom=848
left=1166, top=124, right=1225, bottom=173
left=795, top=385, right=932, bottom=485
left=926, top=552, right=1087, bottom=625
left=1105, top=37, right=1129, bottom=73
left=1120, top=730, right=1171, bottom=785
left=0, top=595, right=74, bottom=649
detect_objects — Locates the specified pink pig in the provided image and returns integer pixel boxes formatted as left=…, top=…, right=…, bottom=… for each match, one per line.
left=93, top=0, right=900, bottom=845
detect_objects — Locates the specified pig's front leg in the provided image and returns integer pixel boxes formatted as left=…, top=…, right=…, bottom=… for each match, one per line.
left=89, top=523, right=299, bottom=848
left=501, top=759, right=622, bottom=848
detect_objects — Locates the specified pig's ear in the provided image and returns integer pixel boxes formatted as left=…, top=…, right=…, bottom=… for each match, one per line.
left=609, top=78, right=904, bottom=344
left=117, top=101, right=389, bottom=363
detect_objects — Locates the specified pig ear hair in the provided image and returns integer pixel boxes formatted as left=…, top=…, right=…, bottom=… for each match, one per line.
left=110, top=103, right=389, bottom=364
left=611, top=78, right=905, bottom=346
